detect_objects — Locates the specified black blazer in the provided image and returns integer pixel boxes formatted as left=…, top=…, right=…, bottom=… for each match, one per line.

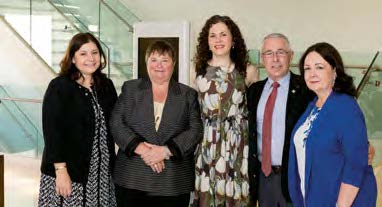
left=110, top=78, right=203, bottom=196
left=40, top=75, right=117, bottom=183
left=247, top=72, right=313, bottom=202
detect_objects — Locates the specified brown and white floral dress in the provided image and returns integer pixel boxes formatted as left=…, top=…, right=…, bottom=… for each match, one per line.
left=191, top=65, right=249, bottom=207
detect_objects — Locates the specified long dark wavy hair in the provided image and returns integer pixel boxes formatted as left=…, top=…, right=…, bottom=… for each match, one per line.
left=59, top=32, right=108, bottom=87
left=299, top=42, right=356, bottom=97
left=194, top=15, right=249, bottom=77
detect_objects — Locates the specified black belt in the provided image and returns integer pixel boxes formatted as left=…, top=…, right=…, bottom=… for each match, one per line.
left=258, top=161, right=282, bottom=176
left=272, top=165, right=282, bottom=174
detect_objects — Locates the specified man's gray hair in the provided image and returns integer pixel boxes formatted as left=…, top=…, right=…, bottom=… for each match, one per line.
left=262, top=33, right=291, bottom=52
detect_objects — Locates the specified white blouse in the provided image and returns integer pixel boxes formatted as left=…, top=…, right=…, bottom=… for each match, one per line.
left=153, top=101, right=164, bottom=131
left=293, top=106, right=321, bottom=199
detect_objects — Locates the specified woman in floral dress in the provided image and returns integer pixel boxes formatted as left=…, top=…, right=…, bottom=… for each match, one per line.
left=191, top=15, right=258, bottom=207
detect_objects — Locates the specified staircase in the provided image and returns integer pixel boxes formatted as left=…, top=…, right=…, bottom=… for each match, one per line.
left=49, top=0, right=140, bottom=90
left=0, top=0, right=140, bottom=156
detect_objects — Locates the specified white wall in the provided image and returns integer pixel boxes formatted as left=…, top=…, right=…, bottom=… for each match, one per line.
left=120, top=0, right=382, bottom=53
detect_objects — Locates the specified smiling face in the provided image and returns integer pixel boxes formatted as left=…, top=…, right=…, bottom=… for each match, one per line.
left=261, top=37, right=293, bottom=82
left=303, top=51, right=336, bottom=97
left=147, top=51, right=174, bottom=84
left=208, top=22, right=233, bottom=58
left=72, top=41, right=100, bottom=77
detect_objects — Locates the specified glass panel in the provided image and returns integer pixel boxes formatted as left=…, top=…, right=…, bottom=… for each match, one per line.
left=49, top=0, right=95, bottom=34
left=0, top=86, right=42, bottom=206
left=100, top=2, right=133, bottom=91
left=0, top=0, right=80, bottom=73
left=342, top=51, right=377, bottom=88
left=48, top=0, right=136, bottom=91
left=49, top=0, right=114, bottom=77
left=103, top=0, right=140, bottom=25
left=0, top=89, right=43, bottom=158
left=248, top=49, right=260, bottom=66
left=357, top=52, right=382, bottom=167
left=32, top=0, right=79, bottom=73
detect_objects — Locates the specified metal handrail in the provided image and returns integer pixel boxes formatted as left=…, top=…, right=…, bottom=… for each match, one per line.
left=0, top=86, right=42, bottom=143
left=47, top=0, right=90, bottom=34
left=46, top=0, right=83, bottom=33
left=0, top=97, right=42, bottom=103
left=47, top=0, right=111, bottom=76
left=356, top=51, right=380, bottom=98
left=0, top=101, right=37, bottom=146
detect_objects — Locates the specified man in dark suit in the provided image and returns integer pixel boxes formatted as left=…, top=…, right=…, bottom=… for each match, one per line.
left=247, top=33, right=313, bottom=207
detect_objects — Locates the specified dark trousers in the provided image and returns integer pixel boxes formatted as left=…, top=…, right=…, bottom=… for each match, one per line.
left=115, top=184, right=190, bottom=207
left=258, top=168, right=292, bottom=207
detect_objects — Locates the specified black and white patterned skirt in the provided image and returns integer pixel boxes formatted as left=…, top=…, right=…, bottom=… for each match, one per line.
left=38, top=90, right=116, bottom=207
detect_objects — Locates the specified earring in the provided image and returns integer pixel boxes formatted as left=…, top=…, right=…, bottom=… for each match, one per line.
left=332, top=76, right=336, bottom=86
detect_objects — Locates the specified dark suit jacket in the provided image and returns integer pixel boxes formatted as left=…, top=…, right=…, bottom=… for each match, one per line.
left=40, top=75, right=117, bottom=183
left=247, top=72, right=313, bottom=203
left=110, top=78, right=203, bottom=196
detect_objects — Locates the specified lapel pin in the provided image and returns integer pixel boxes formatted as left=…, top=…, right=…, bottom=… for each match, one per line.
left=292, top=89, right=296, bottom=93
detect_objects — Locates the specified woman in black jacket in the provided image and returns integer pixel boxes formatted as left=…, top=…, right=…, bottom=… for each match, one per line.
left=38, top=32, right=117, bottom=206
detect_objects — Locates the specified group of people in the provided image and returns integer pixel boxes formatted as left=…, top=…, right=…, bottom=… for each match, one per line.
left=37, top=14, right=377, bottom=207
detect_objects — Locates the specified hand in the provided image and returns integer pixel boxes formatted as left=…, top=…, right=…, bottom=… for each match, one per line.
left=150, top=160, right=165, bottom=173
left=368, top=144, right=375, bottom=165
left=141, top=142, right=167, bottom=165
left=55, top=168, right=72, bottom=198
left=134, top=142, right=151, bottom=155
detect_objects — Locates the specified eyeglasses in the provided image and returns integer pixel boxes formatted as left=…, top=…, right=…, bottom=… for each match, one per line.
left=262, top=49, right=289, bottom=58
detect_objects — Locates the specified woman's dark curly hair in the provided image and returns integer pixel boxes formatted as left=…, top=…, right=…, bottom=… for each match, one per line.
left=299, top=42, right=356, bottom=97
left=59, top=32, right=108, bottom=87
left=194, top=15, right=249, bottom=77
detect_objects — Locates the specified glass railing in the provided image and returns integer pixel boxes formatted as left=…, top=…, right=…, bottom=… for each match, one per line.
left=99, top=0, right=134, bottom=80
left=102, top=0, right=140, bottom=27
left=1, top=0, right=139, bottom=90
left=357, top=52, right=382, bottom=207
left=48, top=0, right=139, bottom=91
left=357, top=51, right=382, bottom=167
left=0, top=1, right=141, bottom=205
left=0, top=0, right=79, bottom=73
left=47, top=0, right=114, bottom=76
left=0, top=88, right=43, bottom=158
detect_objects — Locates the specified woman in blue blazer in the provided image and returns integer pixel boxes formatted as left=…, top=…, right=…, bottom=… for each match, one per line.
left=288, top=42, right=377, bottom=207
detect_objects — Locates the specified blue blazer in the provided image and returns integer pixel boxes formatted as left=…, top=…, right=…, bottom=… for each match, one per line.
left=288, top=92, right=377, bottom=207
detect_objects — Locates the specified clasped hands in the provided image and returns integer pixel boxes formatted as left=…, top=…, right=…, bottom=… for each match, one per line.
left=135, top=142, right=169, bottom=173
